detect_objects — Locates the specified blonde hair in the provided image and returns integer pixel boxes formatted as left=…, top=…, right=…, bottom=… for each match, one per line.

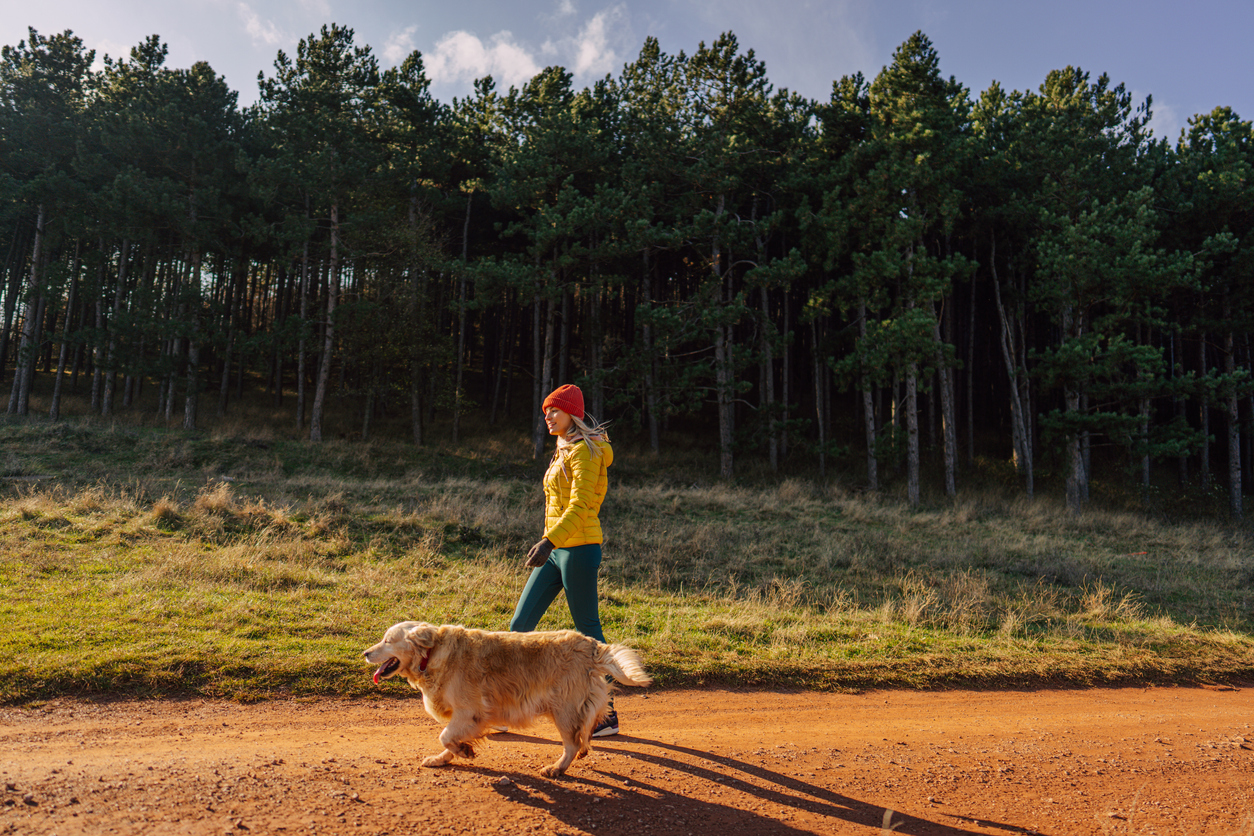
left=552, top=412, right=610, bottom=475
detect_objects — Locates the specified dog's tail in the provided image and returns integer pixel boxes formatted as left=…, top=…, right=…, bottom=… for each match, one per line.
left=600, top=644, right=653, bottom=687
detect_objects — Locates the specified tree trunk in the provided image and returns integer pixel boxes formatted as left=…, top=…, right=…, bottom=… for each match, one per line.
left=182, top=186, right=204, bottom=431
left=271, top=264, right=288, bottom=407
left=761, top=284, right=778, bottom=471
left=712, top=194, right=734, bottom=479
left=40, top=284, right=58, bottom=374
left=1061, top=297, right=1088, bottom=513
left=0, top=221, right=32, bottom=385
left=183, top=246, right=203, bottom=432
left=1245, top=334, right=1254, bottom=490
left=1224, top=298, right=1242, bottom=520
left=102, top=239, right=131, bottom=417
left=534, top=283, right=557, bottom=460
left=408, top=193, right=427, bottom=446
left=183, top=326, right=200, bottom=430
left=811, top=317, right=826, bottom=479
left=1198, top=335, right=1210, bottom=488
left=1065, top=385, right=1084, bottom=514
left=781, top=285, right=791, bottom=461
left=296, top=199, right=312, bottom=431
left=124, top=248, right=156, bottom=409
left=1139, top=327, right=1152, bottom=490
left=531, top=274, right=544, bottom=460
left=452, top=257, right=466, bottom=444
left=163, top=259, right=184, bottom=423
left=218, top=258, right=244, bottom=417
left=933, top=305, right=956, bottom=497
left=642, top=249, right=659, bottom=454
left=965, top=264, right=977, bottom=468
left=1174, top=331, right=1189, bottom=486
left=310, top=202, right=340, bottom=442
left=558, top=284, right=570, bottom=388
left=362, top=384, right=375, bottom=442
left=50, top=241, right=81, bottom=421
left=586, top=267, right=604, bottom=420
left=991, top=236, right=1033, bottom=496
left=858, top=300, right=877, bottom=490
left=452, top=189, right=472, bottom=445
left=91, top=288, right=104, bottom=413
left=1019, top=264, right=1035, bottom=483
left=714, top=319, right=735, bottom=479
left=7, top=203, right=45, bottom=416
left=490, top=288, right=510, bottom=426
left=906, top=364, right=920, bottom=507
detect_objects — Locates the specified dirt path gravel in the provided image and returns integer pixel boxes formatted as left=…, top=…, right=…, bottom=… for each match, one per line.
left=2, top=685, right=1252, bottom=835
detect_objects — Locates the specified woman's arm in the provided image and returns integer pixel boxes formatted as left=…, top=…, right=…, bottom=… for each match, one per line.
left=543, top=444, right=598, bottom=547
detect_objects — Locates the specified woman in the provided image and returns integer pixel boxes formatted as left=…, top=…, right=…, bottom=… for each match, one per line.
left=508, top=383, right=621, bottom=736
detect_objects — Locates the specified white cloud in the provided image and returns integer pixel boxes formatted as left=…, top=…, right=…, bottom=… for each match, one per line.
left=556, top=0, right=577, bottom=16
left=1147, top=99, right=1182, bottom=145
left=298, top=0, right=332, bottom=18
left=424, top=4, right=628, bottom=92
left=1133, top=88, right=1181, bottom=144
left=571, top=6, right=624, bottom=77
left=426, top=30, right=542, bottom=89
left=237, top=2, right=283, bottom=46
left=90, top=38, right=133, bottom=70
left=382, top=25, right=418, bottom=66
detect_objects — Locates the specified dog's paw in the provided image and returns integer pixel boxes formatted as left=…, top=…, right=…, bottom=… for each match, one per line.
left=540, top=764, right=568, bottom=779
left=421, top=755, right=450, bottom=768
left=449, top=741, right=476, bottom=759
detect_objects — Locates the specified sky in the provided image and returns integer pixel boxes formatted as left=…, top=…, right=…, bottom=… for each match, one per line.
left=2, top=0, right=1250, bottom=143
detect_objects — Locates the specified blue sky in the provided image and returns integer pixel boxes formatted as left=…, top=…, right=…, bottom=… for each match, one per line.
left=2, top=0, right=1250, bottom=142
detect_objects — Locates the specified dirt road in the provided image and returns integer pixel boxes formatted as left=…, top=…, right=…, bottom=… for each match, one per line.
left=2, top=685, right=1252, bottom=835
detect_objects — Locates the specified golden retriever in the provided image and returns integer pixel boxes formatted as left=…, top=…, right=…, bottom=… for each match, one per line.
left=363, top=621, right=652, bottom=777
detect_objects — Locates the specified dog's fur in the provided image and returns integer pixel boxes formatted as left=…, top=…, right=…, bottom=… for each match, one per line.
left=363, top=622, right=652, bottom=777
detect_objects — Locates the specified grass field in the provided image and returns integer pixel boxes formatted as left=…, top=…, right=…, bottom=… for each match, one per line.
left=2, top=412, right=1252, bottom=704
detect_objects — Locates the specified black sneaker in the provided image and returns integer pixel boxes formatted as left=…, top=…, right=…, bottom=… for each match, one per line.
left=591, top=709, right=619, bottom=737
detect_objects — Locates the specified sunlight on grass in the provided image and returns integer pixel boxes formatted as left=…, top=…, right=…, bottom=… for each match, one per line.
left=1, top=419, right=1252, bottom=703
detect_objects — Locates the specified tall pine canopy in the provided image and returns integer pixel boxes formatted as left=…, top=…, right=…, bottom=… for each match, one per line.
left=2, top=25, right=1253, bottom=517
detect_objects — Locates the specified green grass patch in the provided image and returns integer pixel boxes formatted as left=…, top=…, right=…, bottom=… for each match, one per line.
left=1, top=417, right=1252, bottom=703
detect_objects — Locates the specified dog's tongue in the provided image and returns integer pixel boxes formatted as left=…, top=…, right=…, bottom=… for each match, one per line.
left=371, top=657, right=400, bottom=685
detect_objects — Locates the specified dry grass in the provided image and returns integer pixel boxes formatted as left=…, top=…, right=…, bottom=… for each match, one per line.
left=1, top=416, right=1252, bottom=702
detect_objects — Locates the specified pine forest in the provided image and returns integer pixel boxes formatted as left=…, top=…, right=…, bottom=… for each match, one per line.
left=2, top=25, right=1252, bottom=517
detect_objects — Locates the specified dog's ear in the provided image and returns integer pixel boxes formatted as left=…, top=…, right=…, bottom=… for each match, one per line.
left=404, top=622, right=437, bottom=652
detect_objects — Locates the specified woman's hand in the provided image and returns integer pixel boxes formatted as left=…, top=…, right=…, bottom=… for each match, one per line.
left=525, top=538, right=555, bottom=567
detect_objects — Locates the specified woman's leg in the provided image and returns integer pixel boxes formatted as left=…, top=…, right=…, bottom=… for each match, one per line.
left=556, top=544, right=605, bottom=643
left=556, top=544, right=619, bottom=735
left=509, top=559, right=565, bottom=632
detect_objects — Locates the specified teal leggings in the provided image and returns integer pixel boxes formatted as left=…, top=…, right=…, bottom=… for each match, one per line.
left=509, top=543, right=605, bottom=643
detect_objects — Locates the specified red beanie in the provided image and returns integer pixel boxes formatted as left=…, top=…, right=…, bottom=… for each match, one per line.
left=542, top=384, right=584, bottom=419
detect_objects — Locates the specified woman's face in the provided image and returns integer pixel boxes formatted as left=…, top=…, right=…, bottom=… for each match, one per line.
left=545, top=407, right=573, bottom=437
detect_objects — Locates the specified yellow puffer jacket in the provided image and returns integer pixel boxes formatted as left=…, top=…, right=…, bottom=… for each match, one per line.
left=542, top=438, right=613, bottom=548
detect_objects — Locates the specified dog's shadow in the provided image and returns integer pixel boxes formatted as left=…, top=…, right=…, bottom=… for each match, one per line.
left=465, top=732, right=1019, bottom=836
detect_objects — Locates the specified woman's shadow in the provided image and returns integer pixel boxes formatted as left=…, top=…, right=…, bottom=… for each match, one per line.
left=468, top=730, right=1027, bottom=835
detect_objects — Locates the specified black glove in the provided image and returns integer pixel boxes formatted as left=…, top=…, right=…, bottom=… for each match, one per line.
left=525, top=538, right=555, bottom=567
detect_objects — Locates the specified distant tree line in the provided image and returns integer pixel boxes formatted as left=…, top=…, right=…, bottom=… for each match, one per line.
left=2, top=25, right=1252, bottom=515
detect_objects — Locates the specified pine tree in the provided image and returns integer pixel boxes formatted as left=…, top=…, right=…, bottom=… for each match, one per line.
left=818, top=33, right=970, bottom=504
left=258, top=24, right=384, bottom=442
left=0, top=28, right=93, bottom=415
left=1167, top=107, right=1254, bottom=519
